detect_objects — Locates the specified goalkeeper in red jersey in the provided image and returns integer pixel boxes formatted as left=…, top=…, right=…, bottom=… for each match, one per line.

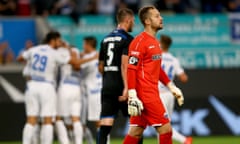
left=123, top=6, right=184, bottom=144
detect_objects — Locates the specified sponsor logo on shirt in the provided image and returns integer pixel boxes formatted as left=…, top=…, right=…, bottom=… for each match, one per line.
left=148, top=45, right=155, bottom=49
left=129, top=56, right=138, bottom=65
left=152, top=54, right=162, bottom=60
left=131, top=51, right=140, bottom=56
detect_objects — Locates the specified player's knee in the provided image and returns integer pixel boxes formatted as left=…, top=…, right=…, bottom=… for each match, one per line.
left=56, top=116, right=62, bottom=121
left=43, top=117, right=54, bottom=124
left=155, top=122, right=172, bottom=134
left=100, top=118, right=114, bottom=126
left=128, top=126, right=144, bottom=138
left=71, top=116, right=80, bottom=122
left=26, top=116, right=38, bottom=125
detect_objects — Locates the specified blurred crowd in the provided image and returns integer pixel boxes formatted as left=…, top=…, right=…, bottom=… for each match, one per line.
left=1, top=0, right=240, bottom=17
left=1, top=0, right=240, bottom=65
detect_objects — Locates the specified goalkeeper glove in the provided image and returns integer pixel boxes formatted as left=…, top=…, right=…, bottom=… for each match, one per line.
left=167, top=82, right=184, bottom=106
left=128, top=89, right=144, bottom=116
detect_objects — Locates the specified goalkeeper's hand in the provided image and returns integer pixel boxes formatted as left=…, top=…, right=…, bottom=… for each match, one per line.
left=167, top=82, right=184, bottom=106
left=128, top=89, right=144, bottom=116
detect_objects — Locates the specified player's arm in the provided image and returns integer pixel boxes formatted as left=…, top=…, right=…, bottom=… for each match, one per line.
left=175, top=60, right=188, bottom=83
left=159, top=68, right=184, bottom=106
left=127, top=50, right=144, bottom=116
left=75, top=53, right=98, bottom=65
left=98, top=61, right=104, bottom=75
left=16, top=54, right=25, bottom=62
left=118, top=54, right=128, bottom=101
left=98, top=42, right=105, bottom=75
left=68, top=50, right=98, bottom=69
left=16, top=49, right=31, bottom=62
left=178, top=72, right=188, bottom=83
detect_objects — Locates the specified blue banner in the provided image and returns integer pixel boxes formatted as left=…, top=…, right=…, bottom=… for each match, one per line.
left=0, top=18, right=37, bottom=57
left=47, top=14, right=240, bottom=68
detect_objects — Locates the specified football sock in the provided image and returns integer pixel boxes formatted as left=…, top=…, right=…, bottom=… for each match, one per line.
left=123, top=135, right=140, bottom=144
left=23, top=123, right=34, bottom=144
left=32, top=124, right=40, bottom=144
left=107, top=134, right=111, bottom=144
left=97, top=125, right=112, bottom=144
left=172, top=128, right=186, bottom=143
left=73, top=121, right=83, bottom=144
left=85, top=127, right=94, bottom=144
left=41, top=124, right=53, bottom=144
left=55, top=120, right=69, bottom=144
left=159, top=131, right=172, bottom=144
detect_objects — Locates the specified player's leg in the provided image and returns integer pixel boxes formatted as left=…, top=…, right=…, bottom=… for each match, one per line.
left=23, top=116, right=38, bottom=144
left=155, top=123, right=173, bottom=144
left=55, top=85, right=70, bottom=144
left=55, top=116, right=70, bottom=144
left=71, top=116, right=83, bottom=144
left=31, top=123, right=40, bottom=144
left=70, top=86, right=83, bottom=144
left=161, top=92, right=192, bottom=144
left=172, top=128, right=192, bottom=144
left=40, top=83, right=56, bottom=144
left=148, top=99, right=172, bottom=144
left=97, top=95, right=117, bottom=144
left=123, top=126, right=145, bottom=144
left=81, top=85, right=94, bottom=144
left=123, top=115, right=146, bottom=144
left=23, top=82, right=39, bottom=144
left=120, top=101, right=144, bottom=144
left=87, top=88, right=101, bottom=144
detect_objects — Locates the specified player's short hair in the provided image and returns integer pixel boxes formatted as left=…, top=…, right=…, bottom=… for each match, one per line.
left=116, top=8, right=134, bottom=23
left=138, top=6, right=156, bottom=26
left=84, top=36, right=97, bottom=49
left=160, top=34, right=172, bottom=49
left=43, top=31, right=61, bottom=43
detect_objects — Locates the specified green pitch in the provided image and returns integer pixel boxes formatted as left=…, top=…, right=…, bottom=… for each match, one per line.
left=1, top=136, right=239, bottom=144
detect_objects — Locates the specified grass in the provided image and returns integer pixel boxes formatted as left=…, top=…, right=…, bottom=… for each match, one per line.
left=1, top=136, right=239, bottom=144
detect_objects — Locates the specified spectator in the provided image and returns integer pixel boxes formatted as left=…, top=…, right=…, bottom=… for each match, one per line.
left=52, top=0, right=80, bottom=24
left=85, top=0, right=98, bottom=14
left=0, top=0, right=17, bottom=16
left=226, top=0, right=240, bottom=12
left=97, top=0, right=116, bottom=14
left=154, top=0, right=186, bottom=13
left=201, top=0, right=225, bottom=13
left=18, top=40, right=34, bottom=56
left=0, top=41, right=14, bottom=64
left=124, top=0, right=140, bottom=13
left=31, top=0, right=55, bottom=16
left=185, top=0, right=201, bottom=14
left=16, top=0, right=31, bottom=16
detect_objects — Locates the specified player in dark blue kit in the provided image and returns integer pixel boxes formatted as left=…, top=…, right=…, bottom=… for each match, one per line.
left=97, top=8, right=134, bottom=144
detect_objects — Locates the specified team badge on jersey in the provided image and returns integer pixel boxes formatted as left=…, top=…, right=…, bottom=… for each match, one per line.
left=129, top=56, right=139, bottom=65
left=152, top=54, right=162, bottom=60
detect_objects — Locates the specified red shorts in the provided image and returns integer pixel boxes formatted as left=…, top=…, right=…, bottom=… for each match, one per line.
left=129, top=99, right=170, bottom=128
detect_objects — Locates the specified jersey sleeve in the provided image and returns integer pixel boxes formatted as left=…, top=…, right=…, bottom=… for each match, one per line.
left=22, top=49, right=32, bottom=60
left=159, top=67, right=171, bottom=85
left=127, top=39, right=143, bottom=89
left=72, top=48, right=80, bottom=59
left=56, top=48, right=71, bottom=65
left=174, top=58, right=184, bottom=76
left=122, top=36, right=133, bottom=56
left=99, top=41, right=104, bottom=62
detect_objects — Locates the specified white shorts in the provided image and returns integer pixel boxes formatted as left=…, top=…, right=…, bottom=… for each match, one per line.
left=87, top=83, right=101, bottom=121
left=159, top=91, right=175, bottom=117
left=57, top=83, right=81, bottom=117
left=25, top=81, right=56, bottom=117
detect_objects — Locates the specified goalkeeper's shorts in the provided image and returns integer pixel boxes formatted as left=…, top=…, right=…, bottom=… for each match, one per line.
left=129, top=99, right=170, bottom=128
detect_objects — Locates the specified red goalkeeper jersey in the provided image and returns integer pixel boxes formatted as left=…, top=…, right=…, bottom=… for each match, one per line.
left=128, top=32, right=170, bottom=103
